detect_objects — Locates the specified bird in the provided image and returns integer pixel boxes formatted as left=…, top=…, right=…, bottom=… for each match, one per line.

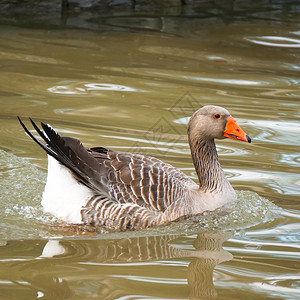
left=18, top=105, right=251, bottom=231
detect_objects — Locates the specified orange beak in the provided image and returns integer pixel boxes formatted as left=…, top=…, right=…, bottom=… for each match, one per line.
left=224, top=116, right=251, bottom=143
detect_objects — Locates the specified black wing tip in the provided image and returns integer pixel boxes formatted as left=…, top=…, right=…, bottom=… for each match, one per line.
left=41, top=121, right=47, bottom=128
left=29, top=117, right=37, bottom=127
left=17, top=116, right=31, bottom=135
left=17, top=116, right=103, bottom=193
left=17, top=116, right=36, bottom=128
left=17, top=115, right=25, bottom=127
left=17, top=116, right=54, bottom=153
left=41, top=121, right=57, bottom=135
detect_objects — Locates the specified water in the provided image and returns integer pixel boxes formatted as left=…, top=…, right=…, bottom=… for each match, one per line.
left=0, top=2, right=300, bottom=299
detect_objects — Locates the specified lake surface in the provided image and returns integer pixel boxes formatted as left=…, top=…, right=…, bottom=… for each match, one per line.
left=0, top=2, right=299, bottom=299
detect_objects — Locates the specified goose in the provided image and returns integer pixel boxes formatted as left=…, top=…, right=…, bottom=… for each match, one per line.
left=18, top=105, right=251, bottom=231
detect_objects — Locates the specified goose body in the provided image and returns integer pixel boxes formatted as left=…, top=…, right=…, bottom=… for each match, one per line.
left=18, top=105, right=251, bottom=231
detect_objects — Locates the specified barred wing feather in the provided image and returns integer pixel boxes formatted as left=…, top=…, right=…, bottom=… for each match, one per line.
left=89, top=148, right=195, bottom=212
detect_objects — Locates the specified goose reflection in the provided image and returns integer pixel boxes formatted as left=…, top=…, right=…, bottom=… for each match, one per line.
left=2, top=232, right=232, bottom=299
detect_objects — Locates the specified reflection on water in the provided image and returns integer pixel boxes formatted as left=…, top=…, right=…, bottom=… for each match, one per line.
left=0, top=232, right=232, bottom=299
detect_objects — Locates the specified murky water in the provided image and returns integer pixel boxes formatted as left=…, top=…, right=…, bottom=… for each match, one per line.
left=0, top=2, right=300, bottom=299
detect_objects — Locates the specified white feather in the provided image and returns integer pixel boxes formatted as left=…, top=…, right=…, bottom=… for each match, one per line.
left=38, top=240, right=65, bottom=258
left=42, top=155, right=94, bottom=223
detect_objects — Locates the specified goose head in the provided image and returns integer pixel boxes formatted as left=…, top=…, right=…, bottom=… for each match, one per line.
left=188, top=105, right=251, bottom=144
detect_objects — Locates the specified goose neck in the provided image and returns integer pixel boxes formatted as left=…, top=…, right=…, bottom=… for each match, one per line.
left=189, top=137, right=228, bottom=193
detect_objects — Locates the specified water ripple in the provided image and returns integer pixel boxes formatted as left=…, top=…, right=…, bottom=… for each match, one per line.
left=246, top=36, right=300, bottom=48
left=243, top=119, right=300, bottom=145
left=228, top=168, right=299, bottom=196
left=280, top=153, right=300, bottom=167
left=48, top=82, right=139, bottom=95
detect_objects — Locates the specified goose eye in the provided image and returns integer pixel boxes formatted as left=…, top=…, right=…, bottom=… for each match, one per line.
left=214, top=113, right=221, bottom=119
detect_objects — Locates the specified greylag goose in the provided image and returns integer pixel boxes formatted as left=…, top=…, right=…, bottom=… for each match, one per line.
left=18, top=105, right=251, bottom=231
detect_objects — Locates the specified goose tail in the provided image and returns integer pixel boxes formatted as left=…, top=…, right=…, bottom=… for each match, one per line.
left=17, top=117, right=105, bottom=223
left=17, top=117, right=103, bottom=192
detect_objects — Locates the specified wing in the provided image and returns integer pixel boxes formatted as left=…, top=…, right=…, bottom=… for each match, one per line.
left=89, top=147, right=195, bottom=212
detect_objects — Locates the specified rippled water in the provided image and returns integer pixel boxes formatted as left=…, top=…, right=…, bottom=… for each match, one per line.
left=0, top=2, right=300, bottom=299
